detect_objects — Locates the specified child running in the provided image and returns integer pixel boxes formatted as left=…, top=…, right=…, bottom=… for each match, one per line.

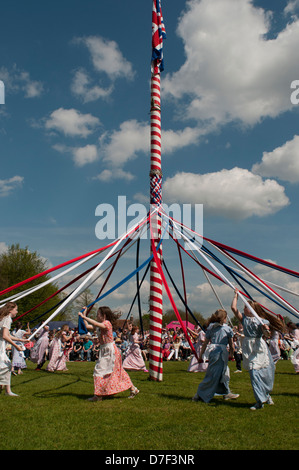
left=192, top=308, right=239, bottom=403
left=231, top=289, right=286, bottom=410
left=78, top=306, right=139, bottom=401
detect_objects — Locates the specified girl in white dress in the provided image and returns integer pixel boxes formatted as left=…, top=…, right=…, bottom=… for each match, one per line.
left=12, top=321, right=30, bottom=374
left=0, top=302, right=28, bottom=396
left=188, top=327, right=210, bottom=372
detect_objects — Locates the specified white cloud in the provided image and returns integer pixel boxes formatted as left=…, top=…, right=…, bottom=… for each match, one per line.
left=93, top=169, right=135, bottom=182
left=187, top=281, right=232, bottom=314
left=72, top=145, right=98, bottom=167
left=45, top=108, right=100, bottom=138
left=0, top=242, right=8, bottom=254
left=0, top=65, right=43, bottom=98
left=177, top=256, right=299, bottom=318
left=71, top=36, right=134, bottom=103
left=75, top=36, right=135, bottom=80
left=71, top=69, right=113, bottom=103
left=133, top=192, right=149, bottom=204
left=100, top=120, right=150, bottom=166
left=163, top=168, right=289, bottom=219
left=100, top=119, right=202, bottom=167
left=162, top=127, right=202, bottom=153
left=162, top=0, right=299, bottom=128
left=18, top=71, right=44, bottom=98
left=252, top=135, right=299, bottom=183
left=284, top=0, right=299, bottom=15
left=53, top=143, right=99, bottom=167
left=0, top=176, right=24, bottom=197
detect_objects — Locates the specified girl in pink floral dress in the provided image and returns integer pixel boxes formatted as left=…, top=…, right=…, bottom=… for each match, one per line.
left=46, top=325, right=72, bottom=372
left=123, top=326, right=148, bottom=372
left=79, top=306, right=139, bottom=402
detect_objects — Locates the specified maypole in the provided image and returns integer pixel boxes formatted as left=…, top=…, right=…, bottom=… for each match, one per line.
left=148, top=0, right=166, bottom=381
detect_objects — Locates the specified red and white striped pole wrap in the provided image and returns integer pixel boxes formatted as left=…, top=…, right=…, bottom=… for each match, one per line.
left=149, top=73, right=163, bottom=381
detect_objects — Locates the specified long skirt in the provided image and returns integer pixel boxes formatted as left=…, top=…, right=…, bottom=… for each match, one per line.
left=46, top=339, right=67, bottom=372
left=123, top=344, right=147, bottom=371
left=188, top=341, right=210, bottom=372
left=291, top=345, right=299, bottom=373
left=30, top=334, right=49, bottom=365
left=196, top=345, right=230, bottom=402
left=12, top=346, right=27, bottom=370
left=0, top=352, right=11, bottom=386
left=243, top=337, right=275, bottom=404
left=94, top=343, right=132, bottom=396
left=269, top=337, right=281, bottom=364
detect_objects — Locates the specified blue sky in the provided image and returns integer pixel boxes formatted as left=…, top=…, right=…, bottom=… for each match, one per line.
left=1, top=0, right=299, bottom=321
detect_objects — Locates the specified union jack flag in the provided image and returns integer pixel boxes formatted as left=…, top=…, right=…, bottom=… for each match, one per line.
left=151, top=0, right=166, bottom=74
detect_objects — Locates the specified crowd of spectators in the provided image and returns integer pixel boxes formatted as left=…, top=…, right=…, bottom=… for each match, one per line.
left=5, top=319, right=299, bottom=370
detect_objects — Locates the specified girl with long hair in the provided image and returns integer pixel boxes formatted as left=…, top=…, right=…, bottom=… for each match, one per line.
left=231, top=289, right=286, bottom=410
left=122, top=325, right=148, bottom=372
left=46, top=324, right=73, bottom=372
left=79, top=306, right=139, bottom=401
left=192, top=309, right=239, bottom=403
left=0, top=302, right=28, bottom=396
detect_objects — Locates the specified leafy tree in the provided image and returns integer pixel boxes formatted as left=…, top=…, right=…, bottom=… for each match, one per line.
left=0, top=244, right=64, bottom=325
left=162, top=308, right=206, bottom=328
left=135, top=309, right=207, bottom=332
left=63, top=288, right=97, bottom=324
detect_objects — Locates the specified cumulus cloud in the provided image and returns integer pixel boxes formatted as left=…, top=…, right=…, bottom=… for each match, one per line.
left=100, top=119, right=202, bottom=167
left=45, top=108, right=100, bottom=138
left=162, top=0, right=299, bottom=128
left=53, top=143, right=99, bottom=167
left=72, top=145, right=98, bottom=167
left=93, top=169, right=135, bottom=182
left=71, top=69, right=113, bottom=103
left=252, top=135, right=299, bottom=183
left=284, top=0, right=299, bottom=15
left=187, top=281, right=232, bottom=313
left=0, top=65, right=43, bottom=98
left=163, top=168, right=289, bottom=219
left=162, top=127, right=202, bottom=154
left=76, top=36, right=135, bottom=80
left=71, top=36, right=134, bottom=102
left=100, top=120, right=149, bottom=166
left=0, top=175, right=24, bottom=197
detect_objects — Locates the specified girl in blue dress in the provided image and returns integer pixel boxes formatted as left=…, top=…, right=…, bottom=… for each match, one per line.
left=192, top=309, right=239, bottom=403
left=231, top=289, right=285, bottom=410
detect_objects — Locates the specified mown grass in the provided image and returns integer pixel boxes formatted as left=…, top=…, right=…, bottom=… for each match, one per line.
left=0, top=359, right=298, bottom=450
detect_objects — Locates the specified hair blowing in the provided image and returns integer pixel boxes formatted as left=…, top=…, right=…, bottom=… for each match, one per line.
left=248, top=301, right=286, bottom=333
left=97, top=306, right=121, bottom=329
left=0, top=302, right=17, bottom=321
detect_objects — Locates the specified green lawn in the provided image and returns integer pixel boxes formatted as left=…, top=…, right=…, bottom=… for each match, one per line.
left=1, top=359, right=298, bottom=450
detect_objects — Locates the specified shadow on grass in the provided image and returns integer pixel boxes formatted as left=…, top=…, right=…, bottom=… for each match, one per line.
left=159, top=392, right=250, bottom=408
left=22, top=370, right=92, bottom=399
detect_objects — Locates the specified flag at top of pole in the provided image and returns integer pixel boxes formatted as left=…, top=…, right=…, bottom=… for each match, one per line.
left=151, top=0, right=166, bottom=74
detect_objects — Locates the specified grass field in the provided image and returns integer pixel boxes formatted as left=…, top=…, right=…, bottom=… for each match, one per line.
left=0, top=358, right=298, bottom=451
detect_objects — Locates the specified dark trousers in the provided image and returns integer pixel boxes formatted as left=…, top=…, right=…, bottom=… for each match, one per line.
left=234, top=352, right=242, bottom=371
